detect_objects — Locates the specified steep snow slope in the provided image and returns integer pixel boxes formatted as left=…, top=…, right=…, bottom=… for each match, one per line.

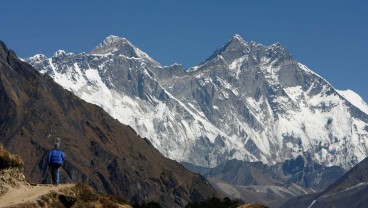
left=337, top=89, right=368, bottom=115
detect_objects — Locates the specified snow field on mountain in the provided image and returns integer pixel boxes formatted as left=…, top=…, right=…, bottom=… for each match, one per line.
left=338, top=90, right=368, bottom=115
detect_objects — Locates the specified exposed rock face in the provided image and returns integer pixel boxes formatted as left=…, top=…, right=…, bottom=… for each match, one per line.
left=280, top=157, right=368, bottom=208
left=26, top=35, right=368, bottom=170
left=0, top=41, right=217, bottom=207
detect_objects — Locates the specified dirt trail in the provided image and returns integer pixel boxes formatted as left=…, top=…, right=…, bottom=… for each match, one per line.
left=0, top=183, right=74, bottom=208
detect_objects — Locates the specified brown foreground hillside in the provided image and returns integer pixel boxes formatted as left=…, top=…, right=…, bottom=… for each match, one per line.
left=0, top=40, right=217, bottom=207
left=0, top=144, right=131, bottom=208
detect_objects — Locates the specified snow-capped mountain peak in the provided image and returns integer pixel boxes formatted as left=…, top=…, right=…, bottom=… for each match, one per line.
left=189, top=35, right=293, bottom=74
left=104, top=34, right=127, bottom=43
left=28, top=54, right=47, bottom=61
left=231, top=34, right=247, bottom=45
left=54, top=50, right=67, bottom=57
left=203, top=34, right=250, bottom=63
left=91, top=35, right=129, bottom=54
left=90, top=35, right=160, bottom=66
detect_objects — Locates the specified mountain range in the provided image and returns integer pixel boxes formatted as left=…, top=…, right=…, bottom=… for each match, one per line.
left=0, top=40, right=217, bottom=207
left=25, top=34, right=368, bottom=170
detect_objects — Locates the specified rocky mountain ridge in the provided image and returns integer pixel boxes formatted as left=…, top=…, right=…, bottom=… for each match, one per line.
left=26, top=35, right=368, bottom=170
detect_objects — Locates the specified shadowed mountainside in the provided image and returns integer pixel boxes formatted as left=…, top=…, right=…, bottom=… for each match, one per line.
left=280, top=157, right=368, bottom=208
left=182, top=156, right=345, bottom=207
left=0, top=41, right=217, bottom=207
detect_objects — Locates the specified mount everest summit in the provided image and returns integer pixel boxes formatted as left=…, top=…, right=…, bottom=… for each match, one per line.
left=26, top=35, right=368, bottom=169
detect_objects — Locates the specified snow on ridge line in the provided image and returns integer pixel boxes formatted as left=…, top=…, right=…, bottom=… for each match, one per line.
left=25, top=54, right=46, bottom=60
left=231, top=34, right=248, bottom=45
left=300, top=58, right=368, bottom=116
left=89, top=35, right=161, bottom=66
left=337, top=90, right=368, bottom=115
left=297, top=63, right=334, bottom=86
left=297, top=63, right=350, bottom=98
left=105, top=35, right=127, bottom=42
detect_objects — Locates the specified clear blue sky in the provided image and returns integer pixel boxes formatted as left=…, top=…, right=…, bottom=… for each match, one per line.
left=1, top=0, right=367, bottom=102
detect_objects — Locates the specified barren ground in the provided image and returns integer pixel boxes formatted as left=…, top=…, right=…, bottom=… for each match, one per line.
left=0, top=183, right=74, bottom=208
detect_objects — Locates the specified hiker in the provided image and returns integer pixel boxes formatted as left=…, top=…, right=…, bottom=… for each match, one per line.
left=47, top=141, right=65, bottom=185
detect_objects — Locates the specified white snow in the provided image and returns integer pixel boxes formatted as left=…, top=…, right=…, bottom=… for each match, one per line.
left=337, top=89, right=368, bottom=115
left=215, top=77, right=240, bottom=97
left=260, top=59, right=281, bottom=87
left=284, top=86, right=303, bottom=103
left=229, top=56, right=245, bottom=71
left=27, top=54, right=46, bottom=61
left=54, top=50, right=66, bottom=57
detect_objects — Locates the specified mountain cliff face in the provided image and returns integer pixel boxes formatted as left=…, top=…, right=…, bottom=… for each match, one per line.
left=280, top=157, right=368, bottom=208
left=0, top=41, right=217, bottom=207
left=26, top=35, right=368, bottom=169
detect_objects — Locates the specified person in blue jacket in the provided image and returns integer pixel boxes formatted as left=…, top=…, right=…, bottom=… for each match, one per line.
left=47, top=142, right=65, bottom=185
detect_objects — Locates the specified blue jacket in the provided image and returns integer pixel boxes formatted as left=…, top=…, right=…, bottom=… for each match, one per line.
left=47, top=149, right=65, bottom=165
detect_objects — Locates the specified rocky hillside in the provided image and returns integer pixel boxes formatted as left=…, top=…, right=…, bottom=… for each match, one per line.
left=0, top=41, right=217, bottom=207
left=0, top=144, right=131, bottom=207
